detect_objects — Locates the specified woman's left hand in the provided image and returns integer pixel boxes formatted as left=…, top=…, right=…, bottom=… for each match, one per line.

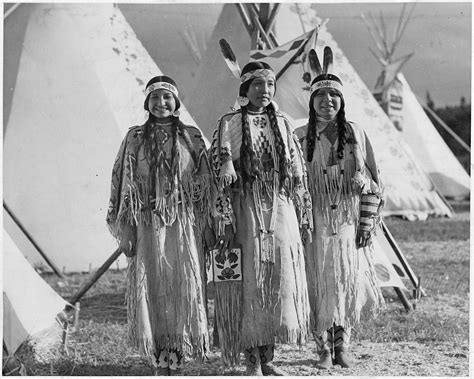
left=356, top=228, right=371, bottom=248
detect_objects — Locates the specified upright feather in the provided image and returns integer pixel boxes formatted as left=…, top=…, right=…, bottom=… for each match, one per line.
left=323, top=46, right=333, bottom=74
left=308, top=49, right=323, bottom=77
left=219, top=39, right=241, bottom=79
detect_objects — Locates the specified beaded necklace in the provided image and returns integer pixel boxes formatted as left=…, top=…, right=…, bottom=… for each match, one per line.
left=249, top=110, right=279, bottom=262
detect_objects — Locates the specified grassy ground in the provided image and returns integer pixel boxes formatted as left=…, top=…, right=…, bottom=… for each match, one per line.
left=17, top=206, right=470, bottom=376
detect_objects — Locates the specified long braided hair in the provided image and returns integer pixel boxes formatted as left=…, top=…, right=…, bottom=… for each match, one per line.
left=142, top=76, right=198, bottom=187
left=306, top=88, right=348, bottom=163
left=238, top=61, right=290, bottom=191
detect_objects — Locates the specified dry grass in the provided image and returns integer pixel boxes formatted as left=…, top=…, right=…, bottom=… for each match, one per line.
left=14, top=206, right=470, bottom=376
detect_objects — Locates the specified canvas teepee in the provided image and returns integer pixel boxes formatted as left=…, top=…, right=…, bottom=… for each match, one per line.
left=361, top=6, right=470, bottom=200
left=188, top=3, right=453, bottom=221
left=3, top=229, right=68, bottom=364
left=4, top=3, right=204, bottom=273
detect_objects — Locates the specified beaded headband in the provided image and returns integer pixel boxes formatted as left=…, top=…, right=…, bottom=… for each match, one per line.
left=145, top=82, right=179, bottom=97
left=310, top=79, right=343, bottom=94
left=240, top=68, right=275, bottom=83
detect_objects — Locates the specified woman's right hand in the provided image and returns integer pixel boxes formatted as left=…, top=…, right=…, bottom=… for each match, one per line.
left=119, top=224, right=137, bottom=257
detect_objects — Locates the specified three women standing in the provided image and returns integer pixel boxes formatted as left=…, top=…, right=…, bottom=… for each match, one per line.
left=210, top=61, right=312, bottom=376
left=107, top=76, right=210, bottom=375
left=295, top=47, right=385, bottom=369
left=107, top=46, right=384, bottom=376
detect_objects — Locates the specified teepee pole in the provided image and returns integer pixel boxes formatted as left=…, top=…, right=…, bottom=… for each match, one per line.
left=3, top=202, right=65, bottom=279
left=393, top=287, right=413, bottom=312
left=235, top=3, right=253, bottom=36
left=418, top=97, right=471, bottom=154
left=245, top=3, right=274, bottom=49
left=67, top=247, right=123, bottom=308
left=382, top=221, right=426, bottom=297
left=265, top=3, right=280, bottom=34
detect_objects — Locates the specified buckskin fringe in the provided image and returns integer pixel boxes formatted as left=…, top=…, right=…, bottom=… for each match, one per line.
left=126, top=256, right=139, bottom=348
left=214, top=281, right=242, bottom=366
left=314, top=236, right=361, bottom=335
left=117, top=171, right=211, bottom=232
left=241, top=326, right=308, bottom=350
left=308, top=159, right=359, bottom=232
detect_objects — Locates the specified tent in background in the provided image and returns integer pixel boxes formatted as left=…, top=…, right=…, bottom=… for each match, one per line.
left=3, top=229, right=67, bottom=360
left=4, top=3, right=203, bottom=272
left=361, top=8, right=470, bottom=200
left=118, top=3, right=223, bottom=104
left=188, top=3, right=453, bottom=221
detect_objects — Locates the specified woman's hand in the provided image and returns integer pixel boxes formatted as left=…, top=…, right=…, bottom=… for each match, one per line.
left=217, top=224, right=234, bottom=251
left=203, top=223, right=217, bottom=251
left=119, top=224, right=137, bottom=257
left=356, top=228, right=371, bottom=248
left=301, top=225, right=312, bottom=246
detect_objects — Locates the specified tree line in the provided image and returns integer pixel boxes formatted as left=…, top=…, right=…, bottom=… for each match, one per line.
left=425, top=93, right=470, bottom=172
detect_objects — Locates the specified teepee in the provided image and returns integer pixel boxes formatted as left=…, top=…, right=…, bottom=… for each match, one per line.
left=188, top=3, right=453, bottom=220
left=3, top=3, right=202, bottom=273
left=361, top=5, right=470, bottom=200
left=3, top=229, right=68, bottom=362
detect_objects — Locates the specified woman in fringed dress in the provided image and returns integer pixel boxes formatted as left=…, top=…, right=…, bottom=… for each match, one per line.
left=106, top=76, right=210, bottom=376
left=294, top=47, right=385, bottom=370
left=210, top=61, right=312, bottom=376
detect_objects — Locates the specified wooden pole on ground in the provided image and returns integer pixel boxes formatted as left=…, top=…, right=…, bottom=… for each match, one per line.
left=66, top=248, right=123, bottom=310
left=393, top=287, right=413, bottom=312
left=382, top=221, right=427, bottom=297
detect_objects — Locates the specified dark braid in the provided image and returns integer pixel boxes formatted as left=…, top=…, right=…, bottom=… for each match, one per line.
left=142, top=114, right=158, bottom=174
left=240, top=105, right=260, bottom=186
left=170, top=116, right=180, bottom=179
left=267, top=102, right=290, bottom=190
left=335, top=102, right=348, bottom=160
left=306, top=94, right=318, bottom=162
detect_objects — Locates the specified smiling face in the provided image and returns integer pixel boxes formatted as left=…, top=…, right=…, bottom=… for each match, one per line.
left=246, top=76, right=275, bottom=111
left=312, top=88, right=342, bottom=120
left=148, top=89, right=176, bottom=120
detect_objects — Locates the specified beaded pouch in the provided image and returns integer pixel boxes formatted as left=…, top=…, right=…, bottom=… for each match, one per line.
left=357, top=193, right=382, bottom=247
left=210, top=247, right=242, bottom=282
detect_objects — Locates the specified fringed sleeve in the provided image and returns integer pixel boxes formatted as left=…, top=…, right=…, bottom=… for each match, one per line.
left=106, top=128, right=137, bottom=243
left=282, top=118, right=313, bottom=231
left=182, top=125, right=213, bottom=235
left=209, top=113, right=241, bottom=237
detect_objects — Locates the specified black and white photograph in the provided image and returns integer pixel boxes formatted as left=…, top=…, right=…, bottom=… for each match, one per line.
left=3, top=1, right=470, bottom=376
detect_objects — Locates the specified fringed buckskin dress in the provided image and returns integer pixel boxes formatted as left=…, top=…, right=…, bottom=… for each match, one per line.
left=106, top=121, right=210, bottom=364
left=210, top=109, right=311, bottom=364
left=294, top=121, right=385, bottom=351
